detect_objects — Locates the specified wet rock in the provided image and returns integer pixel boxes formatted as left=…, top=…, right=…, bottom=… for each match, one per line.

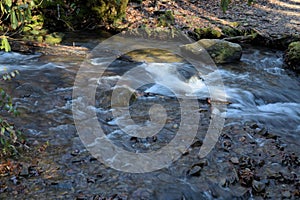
left=15, top=82, right=45, bottom=97
left=255, top=127, right=268, bottom=136
left=239, top=168, right=254, bottom=186
left=219, top=178, right=227, bottom=187
left=187, top=165, right=202, bottom=176
left=239, top=136, right=246, bottom=142
left=221, top=139, right=232, bottom=151
left=281, top=152, right=300, bottom=167
left=220, top=168, right=239, bottom=187
left=86, top=177, right=96, bottom=184
left=50, top=181, right=73, bottom=190
left=230, top=157, right=239, bottom=164
left=282, top=190, right=291, bottom=199
left=284, top=41, right=300, bottom=73
left=131, top=188, right=153, bottom=199
left=0, top=184, right=7, bottom=193
left=230, top=185, right=251, bottom=199
left=265, top=163, right=282, bottom=179
left=10, top=176, right=20, bottom=185
left=180, top=39, right=242, bottom=64
left=252, top=180, right=266, bottom=193
left=111, top=87, right=137, bottom=107
left=19, top=166, right=29, bottom=177
left=191, top=139, right=203, bottom=148
left=239, top=156, right=256, bottom=170
left=71, top=149, right=80, bottom=156
left=28, top=166, right=41, bottom=177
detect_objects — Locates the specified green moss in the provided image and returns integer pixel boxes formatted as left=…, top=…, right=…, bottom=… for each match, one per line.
left=211, top=29, right=222, bottom=38
left=285, top=41, right=300, bottom=72
left=44, top=32, right=64, bottom=45
left=158, top=10, right=175, bottom=27
left=91, top=0, right=129, bottom=24
left=222, top=26, right=240, bottom=37
left=287, top=42, right=300, bottom=61
left=193, top=27, right=222, bottom=39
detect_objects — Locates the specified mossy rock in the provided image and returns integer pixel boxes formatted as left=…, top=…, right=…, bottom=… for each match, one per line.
left=129, top=26, right=178, bottom=39
left=44, top=32, right=64, bottom=45
left=193, top=27, right=222, bottom=40
left=284, top=41, right=300, bottom=73
left=180, top=39, right=242, bottom=64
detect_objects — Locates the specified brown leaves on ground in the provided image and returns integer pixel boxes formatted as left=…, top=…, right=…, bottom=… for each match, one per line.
left=125, top=0, right=300, bottom=38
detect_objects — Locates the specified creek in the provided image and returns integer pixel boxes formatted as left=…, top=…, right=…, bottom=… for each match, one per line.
left=0, top=41, right=299, bottom=199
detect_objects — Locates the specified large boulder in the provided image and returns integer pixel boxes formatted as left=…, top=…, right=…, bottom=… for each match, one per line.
left=180, top=39, right=242, bottom=64
left=284, top=41, right=300, bottom=73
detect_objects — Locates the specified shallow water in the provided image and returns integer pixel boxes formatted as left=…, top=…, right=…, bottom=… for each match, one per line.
left=0, top=44, right=299, bottom=199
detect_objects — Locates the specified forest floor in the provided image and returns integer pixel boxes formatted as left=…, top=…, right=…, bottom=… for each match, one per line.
left=123, top=0, right=300, bottom=47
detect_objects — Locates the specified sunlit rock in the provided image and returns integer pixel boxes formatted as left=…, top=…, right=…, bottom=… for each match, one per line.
left=180, top=39, right=242, bottom=64
left=284, top=41, right=300, bottom=73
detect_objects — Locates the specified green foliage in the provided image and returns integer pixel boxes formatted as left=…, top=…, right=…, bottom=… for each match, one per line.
left=0, top=70, right=23, bottom=158
left=0, top=36, right=11, bottom=52
left=0, top=0, right=34, bottom=32
left=221, top=0, right=231, bottom=13
left=158, top=10, right=175, bottom=27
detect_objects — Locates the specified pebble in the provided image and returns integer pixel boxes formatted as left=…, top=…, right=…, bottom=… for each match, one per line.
left=188, top=165, right=202, bottom=176
left=71, top=149, right=80, bottom=156
left=252, top=180, right=266, bottom=193
left=239, top=136, right=246, bottom=142
left=282, top=190, right=291, bottom=199
left=230, top=157, right=239, bottom=164
left=19, top=167, right=29, bottom=177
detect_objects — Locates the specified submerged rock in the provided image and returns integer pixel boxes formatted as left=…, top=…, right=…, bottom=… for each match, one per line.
left=180, top=39, right=242, bottom=64
left=252, top=180, right=266, bottom=193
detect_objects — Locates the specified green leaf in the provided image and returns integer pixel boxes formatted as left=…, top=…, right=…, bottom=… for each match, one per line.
left=10, top=9, right=18, bottom=30
left=0, top=3, right=5, bottom=13
left=5, top=0, right=12, bottom=7
left=25, top=8, right=31, bottom=21
left=1, top=89, right=6, bottom=99
left=2, top=37, right=11, bottom=52
left=16, top=9, right=24, bottom=23
left=221, top=0, right=231, bottom=13
left=1, top=127, right=5, bottom=135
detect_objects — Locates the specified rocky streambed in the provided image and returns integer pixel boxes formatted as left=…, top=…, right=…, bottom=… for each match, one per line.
left=0, top=40, right=299, bottom=199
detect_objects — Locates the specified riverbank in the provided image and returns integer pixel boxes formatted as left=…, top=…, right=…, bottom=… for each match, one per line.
left=124, top=0, right=300, bottom=48
left=7, top=0, right=300, bottom=73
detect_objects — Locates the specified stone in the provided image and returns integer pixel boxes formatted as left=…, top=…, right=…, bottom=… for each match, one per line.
left=284, top=41, right=300, bottom=73
left=230, top=157, right=239, bottom=164
left=188, top=165, right=202, bottom=176
left=282, top=190, right=291, bottom=199
left=252, top=180, right=266, bottom=193
left=180, top=39, right=242, bottom=64
left=110, top=87, right=137, bottom=107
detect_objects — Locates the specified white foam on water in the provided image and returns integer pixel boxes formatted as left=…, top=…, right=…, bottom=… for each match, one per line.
left=0, top=52, right=41, bottom=63
left=144, top=62, right=208, bottom=98
left=257, top=102, right=300, bottom=117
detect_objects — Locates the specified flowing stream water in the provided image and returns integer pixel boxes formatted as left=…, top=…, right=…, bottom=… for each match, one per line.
left=0, top=43, right=299, bottom=199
